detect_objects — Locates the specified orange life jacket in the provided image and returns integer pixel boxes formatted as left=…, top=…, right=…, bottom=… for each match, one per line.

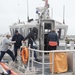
left=49, top=41, right=57, bottom=46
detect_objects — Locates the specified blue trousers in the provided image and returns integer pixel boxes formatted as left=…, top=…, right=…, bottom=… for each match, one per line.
left=0, top=50, right=15, bottom=61
left=32, top=46, right=37, bottom=59
left=14, top=46, right=20, bottom=58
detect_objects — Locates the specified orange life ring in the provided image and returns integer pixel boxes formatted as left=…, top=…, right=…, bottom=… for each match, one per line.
left=21, top=46, right=29, bottom=64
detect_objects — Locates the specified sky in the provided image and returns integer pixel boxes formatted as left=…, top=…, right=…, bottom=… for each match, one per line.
left=0, top=0, right=75, bottom=35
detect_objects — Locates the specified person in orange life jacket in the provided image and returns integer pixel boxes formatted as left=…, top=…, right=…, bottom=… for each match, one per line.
left=12, top=30, right=24, bottom=60
left=23, top=27, right=39, bottom=61
left=48, top=29, right=59, bottom=50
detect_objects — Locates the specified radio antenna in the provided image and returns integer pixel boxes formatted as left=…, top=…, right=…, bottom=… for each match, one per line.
left=18, top=0, right=20, bottom=23
left=63, top=5, right=65, bottom=24
left=51, top=8, right=53, bottom=19
left=27, top=0, right=29, bottom=22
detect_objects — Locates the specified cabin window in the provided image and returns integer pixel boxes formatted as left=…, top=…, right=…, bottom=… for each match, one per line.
left=44, top=23, right=51, bottom=29
left=27, top=28, right=33, bottom=36
left=10, top=29, right=14, bottom=36
left=11, top=28, right=20, bottom=35
left=28, top=28, right=33, bottom=32
left=56, top=28, right=65, bottom=40
left=44, top=23, right=52, bottom=34
left=20, top=28, right=25, bottom=37
left=15, top=28, right=20, bottom=33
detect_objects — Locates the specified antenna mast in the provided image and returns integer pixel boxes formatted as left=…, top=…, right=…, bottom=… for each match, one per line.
left=63, top=5, right=65, bottom=24
left=51, top=8, right=53, bottom=19
left=27, top=0, right=29, bottom=22
left=18, top=0, right=20, bottom=23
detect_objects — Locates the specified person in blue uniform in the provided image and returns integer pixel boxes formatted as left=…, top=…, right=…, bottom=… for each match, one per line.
left=12, top=30, right=24, bottom=60
left=48, top=29, right=59, bottom=50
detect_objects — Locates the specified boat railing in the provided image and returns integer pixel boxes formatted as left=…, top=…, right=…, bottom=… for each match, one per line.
left=28, top=46, right=75, bottom=75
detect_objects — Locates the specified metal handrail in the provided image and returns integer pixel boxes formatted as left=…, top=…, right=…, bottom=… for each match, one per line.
left=28, top=48, right=75, bottom=75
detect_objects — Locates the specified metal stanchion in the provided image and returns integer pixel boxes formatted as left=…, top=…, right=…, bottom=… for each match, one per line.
left=42, top=52, right=45, bottom=75
left=52, top=52, right=54, bottom=74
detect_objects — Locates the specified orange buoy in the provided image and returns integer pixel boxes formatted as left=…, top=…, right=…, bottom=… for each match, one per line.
left=21, top=46, right=29, bottom=64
